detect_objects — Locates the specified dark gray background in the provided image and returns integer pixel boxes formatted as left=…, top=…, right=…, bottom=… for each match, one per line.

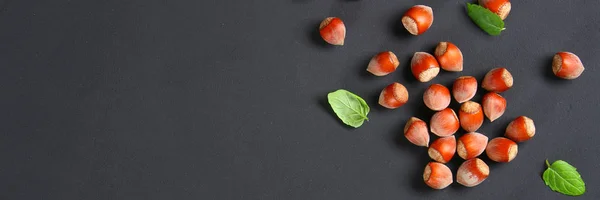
left=0, top=0, right=598, bottom=199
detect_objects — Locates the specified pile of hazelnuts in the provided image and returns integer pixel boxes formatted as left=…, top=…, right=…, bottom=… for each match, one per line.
left=318, top=0, right=586, bottom=190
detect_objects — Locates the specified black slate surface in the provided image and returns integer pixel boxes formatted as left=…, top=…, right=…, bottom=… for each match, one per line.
left=1, top=0, right=599, bottom=199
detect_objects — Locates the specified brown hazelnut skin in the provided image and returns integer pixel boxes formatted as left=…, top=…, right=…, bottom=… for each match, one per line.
left=402, top=5, right=434, bottom=35
left=404, top=117, right=430, bottom=147
left=456, top=158, right=490, bottom=187
left=459, top=101, right=484, bottom=132
left=378, top=82, right=409, bottom=109
left=505, top=116, right=536, bottom=142
left=552, top=52, right=585, bottom=79
left=423, top=162, right=453, bottom=189
left=319, top=17, right=346, bottom=45
left=482, top=92, right=507, bottom=122
left=479, top=0, right=512, bottom=20
left=430, top=108, right=460, bottom=137
left=428, top=136, right=456, bottom=163
left=435, top=42, right=463, bottom=72
left=482, top=67, right=513, bottom=93
left=457, top=132, right=489, bottom=160
left=486, top=137, right=518, bottom=163
left=411, top=52, right=440, bottom=82
left=423, top=84, right=451, bottom=111
left=452, top=76, right=477, bottom=103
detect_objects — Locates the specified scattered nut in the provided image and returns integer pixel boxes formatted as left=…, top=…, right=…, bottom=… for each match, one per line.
left=411, top=52, right=440, bottom=82
left=404, top=117, right=430, bottom=147
left=482, top=92, right=507, bottom=122
left=459, top=101, right=484, bottom=132
left=319, top=17, right=346, bottom=45
left=482, top=67, right=513, bottom=93
left=402, top=5, right=434, bottom=35
left=424, top=162, right=453, bottom=189
left=367, top=51, right=400, bottom=76
left=423, top=84, right=451, bottom=111
left=435, top=42, right=464, bottom=72
left=453, top=76, right=478, bottom=103
left=378, top=82, right=409, bottom=109
left=505, top=116, right=536, bottom=142
left=486, top=137, right=518, bottom=163
left=552, top=52, right=585, bottom=79
left=457, top=158, right=490, bottom=187
left=428, top=136, right=456, bottom=163
left=430, top=108, right=460, bottom=137
left=457, top=132, right=489, bottom=160
left=478, top=0, right=512, bottom=20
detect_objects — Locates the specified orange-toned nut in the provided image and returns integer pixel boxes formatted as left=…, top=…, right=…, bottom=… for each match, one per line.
left=378, top=82, right=409, bottom=109
left=552, top=52, right=585, bottom=79
left=482, top=92, right=507, bottom=122
left=404, top=117, right=430, bottom=147
left=402, top=5, right=434, bottom=35
left=423, top=84, right=451, bottom=111
left=486, top=137, right=518, bottom=163
left=434, top=42, right=463, bottom=72
left=459, top=101, right=484, bottom=132
left=482, top=68, right=513, bottom=93
left=457, top=132, right=488, bottom=160
left=479, top=0, right=511, bottom=20
left=505, top=116, right=536, bottom=142
left=428, top=136, right=456, bottom=163
left=430, top=108, right=460, bottom=137
left=457, top=158, right=490, bottom=187
left=367, top=51, right=400, bottom=76
left=423, top=162, right=453, bottom=189
left=319, top=17, right=346, bottom=45
left=453, top=76, right=478, bottom=103
left=411, top=52, right=440, bottom=82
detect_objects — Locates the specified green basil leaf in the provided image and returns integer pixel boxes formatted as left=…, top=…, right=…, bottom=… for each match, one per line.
left=466, top=3, right=505, bottom=36
left=327, top=89, right=370, bottom=128
left=543, top=160, right=586, bottom=196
